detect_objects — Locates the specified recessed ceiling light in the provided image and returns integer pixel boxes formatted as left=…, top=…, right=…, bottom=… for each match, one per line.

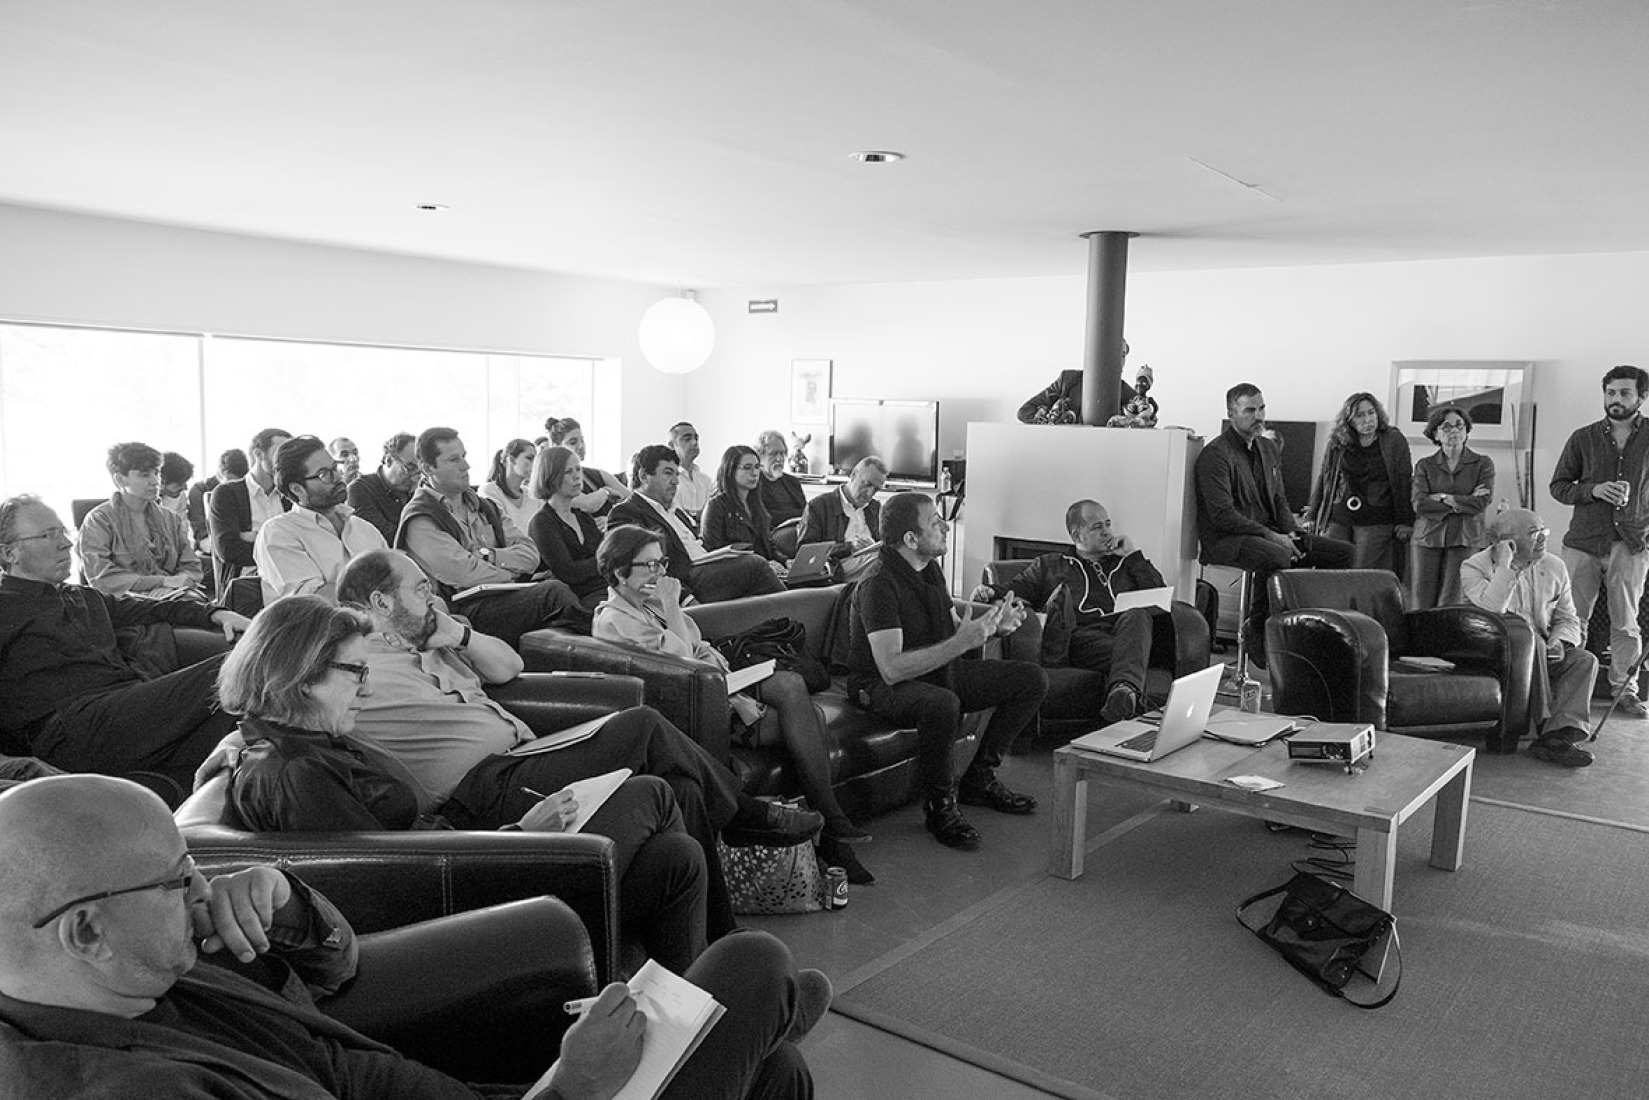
left=850, top=151, right=905, bottom=164
left=413, top=203, right=449, bottom=212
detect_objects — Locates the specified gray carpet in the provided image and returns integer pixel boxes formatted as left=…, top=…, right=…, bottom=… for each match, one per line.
left=836, top=801, right=1649, bottom=1100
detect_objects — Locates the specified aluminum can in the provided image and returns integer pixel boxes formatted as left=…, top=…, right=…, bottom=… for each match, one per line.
left=1239, top=677, right=1262, bottom=714
left=825, top=866, right=849, bottom=910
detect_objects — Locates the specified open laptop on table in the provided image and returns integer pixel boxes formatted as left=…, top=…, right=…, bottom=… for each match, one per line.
left=1068, top=663, right=1223, bottom=762
left=786, top=541, right=836, bottom=583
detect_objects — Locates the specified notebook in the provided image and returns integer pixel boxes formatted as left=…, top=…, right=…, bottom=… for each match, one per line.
left=786, top=541, right=837, bottom=582
left=1111, top=585, right=1173, bottom=614
left=1068, top=664, right=1223, bottom=762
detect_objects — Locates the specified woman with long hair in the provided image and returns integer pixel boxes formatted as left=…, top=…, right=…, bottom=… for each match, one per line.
left=1304, top=392, right=1414, bottom=574
left=701, top=445, right=786, bottom=576
left=478, top=437, right=542, bottom=536
left=593, top=524, right=873, bottom=882
left=1410, top=405, right=1495, bottom=608
left=527, top=444, right=607, bottom=607
left=216, top=594, right=708, bottom=969
left=544, top=415, right=628, bottom=525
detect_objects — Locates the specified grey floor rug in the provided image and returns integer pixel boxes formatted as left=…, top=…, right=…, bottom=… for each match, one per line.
left=836, top=801, right=1649, bottom=1100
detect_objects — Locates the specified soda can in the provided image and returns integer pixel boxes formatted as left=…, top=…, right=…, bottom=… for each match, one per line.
left=825, top=866, right=849, bottom=910
left=1239, top=677, right=1262, bottom=714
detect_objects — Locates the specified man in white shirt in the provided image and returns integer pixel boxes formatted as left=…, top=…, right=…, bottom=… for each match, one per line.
left=608, top=445, right=785, bottom=604
left=254, top=435, right=388, bottom=604
left=669, top=421, right=715, bottom=522
left=1461, top=507, right=1599, bottom=768
left=396, top=426, right=589, bottom=645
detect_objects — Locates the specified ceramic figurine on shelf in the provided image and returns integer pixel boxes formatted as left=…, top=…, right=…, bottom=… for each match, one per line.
left=1107, top=364, right=1159, bottom=429
left=789, top=431, right=812, bottom=475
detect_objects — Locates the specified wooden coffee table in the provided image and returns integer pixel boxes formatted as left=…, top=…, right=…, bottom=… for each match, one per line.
left=1049, top=730, right=1474, bottom=911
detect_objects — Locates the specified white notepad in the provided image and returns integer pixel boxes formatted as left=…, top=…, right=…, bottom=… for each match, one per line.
left=1112, top=586, right=1173, bottom=613
left=506, top=714, right=611, bottom=756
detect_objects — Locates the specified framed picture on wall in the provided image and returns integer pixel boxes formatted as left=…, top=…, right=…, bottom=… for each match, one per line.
left=791, top=359, right=831, bottom=424
left=1391, top=361, right=1534, bottom=445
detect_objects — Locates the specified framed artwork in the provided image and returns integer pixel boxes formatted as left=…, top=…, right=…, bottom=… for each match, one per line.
left=1390, top=361, right=1533, bottom=445
left=791, top=359, right=831, bottom=424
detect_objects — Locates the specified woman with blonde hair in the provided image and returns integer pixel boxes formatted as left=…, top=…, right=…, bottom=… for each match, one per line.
left=1304, top=391, right=1414, bottom=574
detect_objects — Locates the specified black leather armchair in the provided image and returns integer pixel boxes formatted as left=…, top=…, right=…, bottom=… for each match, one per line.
left=982, top=560, right=1212, bottom=734
left=180, top=670, right=648, bottom=983
left=1265, top=569, right=1536, bottom=752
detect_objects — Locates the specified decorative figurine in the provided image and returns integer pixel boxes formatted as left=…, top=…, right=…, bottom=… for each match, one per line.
left=789, top=431, right=812, bottom=475
left=1107, top=364, right=1159, bottom=428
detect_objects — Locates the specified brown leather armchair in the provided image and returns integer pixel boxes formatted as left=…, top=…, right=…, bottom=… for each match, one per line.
left=1264, top=569, right=1536, bottom=752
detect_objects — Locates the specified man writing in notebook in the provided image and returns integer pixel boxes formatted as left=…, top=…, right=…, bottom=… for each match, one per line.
left=0, top=774, right=827, bottom=1100
left=970, top=498, right=1174, bottom=726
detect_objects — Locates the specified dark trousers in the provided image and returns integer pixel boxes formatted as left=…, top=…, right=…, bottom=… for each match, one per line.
left=456, top=578, right=592, bottom=647
left=691, top=554, right=787, bottom=604
left=864, top=658, right=1048, bottom=795
left=1067, top=607, right=1159, bottom=694
left=445, top=705, right=743, bottom=939
left=35, top=654, right=238, bottom=791
left=1204, top=531, right=1353, bottom=638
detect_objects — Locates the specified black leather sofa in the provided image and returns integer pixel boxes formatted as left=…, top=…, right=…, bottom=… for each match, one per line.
left=519, top=585, right=993, bottom=822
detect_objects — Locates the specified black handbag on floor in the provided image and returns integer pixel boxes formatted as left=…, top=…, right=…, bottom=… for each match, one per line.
left=1236, top=872, right=1402, bottom=1009
left=713, top=616, right=831, bottom=693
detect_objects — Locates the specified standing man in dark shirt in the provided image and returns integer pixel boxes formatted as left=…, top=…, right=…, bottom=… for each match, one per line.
left=346, top=432, right=419, bottom=545
left=1195, top=383, right=1352, bottom=664
left=0, top=495, right=249, bottom=793
left=848, top=492, right=1048, bottom=850
left=971, top=499, right=1172, bottom=724
left=1550, top=365, right=1649, bottom=718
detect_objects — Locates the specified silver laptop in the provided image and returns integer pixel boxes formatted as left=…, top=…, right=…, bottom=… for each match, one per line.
left=786, top=541, right=837, bottom=582
left=1069, top=664, right=1224, bottom=763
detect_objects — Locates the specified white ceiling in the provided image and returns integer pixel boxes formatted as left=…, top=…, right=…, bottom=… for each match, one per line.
left=4, top=0, right=1647, bottom=289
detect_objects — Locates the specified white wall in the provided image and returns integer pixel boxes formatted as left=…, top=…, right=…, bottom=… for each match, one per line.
left=697, top=251, right=1649, bottom=546
left=0, top=202, right=684, bottom=470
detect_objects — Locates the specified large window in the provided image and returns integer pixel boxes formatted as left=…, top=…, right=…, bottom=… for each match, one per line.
left=0, top=322, right=609, bottom=517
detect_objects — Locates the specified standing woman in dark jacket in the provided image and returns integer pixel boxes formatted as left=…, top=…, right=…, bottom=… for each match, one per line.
left=1305, top=392, right=1414, bottom=575
left=1409, top=405, right=1495, bottom=608
left=701, top=446, right=787, bottom=577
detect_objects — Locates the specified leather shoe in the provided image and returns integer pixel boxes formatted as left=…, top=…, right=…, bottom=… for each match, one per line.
left=1100, top=683, right=1140, bottom=726
left=1545, top=726, right=1589, bottom=745
left=924, top=792, right=982, bottom=850
left=958, top=770, right=1037, bottom=815
left=787, top=968, right=834, bottom=1042
left=723, top=802, right=825, bottom=848
left=1615, top=692, right=1649, bottom=719
left=1527, top=736, right=1593, bottom=768
left=819, top=836, right=875, bottom=884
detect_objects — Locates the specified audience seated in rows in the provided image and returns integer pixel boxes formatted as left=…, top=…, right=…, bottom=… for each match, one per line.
left=479, top=437, right=544, bottom=539
left=80, top=442, right=206, bottom=600
left=327, top=435, right=361, bottom=483
left=215, top=594, right=710, bottom=971
left=799, top=455, right=886, bottom=550
left=545, top=415, right=628, bottom=526
left=527, top=444, right=608, bottom=607
left=609, top=445, right=786, bottom=605
left=254, top=435, right=388, bottom=604
left=0, top=494, right=250, bottom=794
left=669, top=421, right=715, bottom=522
left=345, top=432, right=418, bottom=545
left=701, top=444, right=789, bottom=576
left=0, top=773, right=824, bottom=1100
left=208, top=427, right=292, bottom=594
left=394, top=427, right=589, bottom=646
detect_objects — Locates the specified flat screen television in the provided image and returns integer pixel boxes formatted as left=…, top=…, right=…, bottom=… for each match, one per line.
left=829, top=398, right=940, bottom=487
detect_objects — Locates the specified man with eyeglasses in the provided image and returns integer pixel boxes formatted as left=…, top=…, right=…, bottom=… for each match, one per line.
left=0, top=494, right=250, bottom=796
left=346, top=432, right=419, bottom=544
left=1462, top=507, right=1599, bottom=767
left=0, top=773, right=821, bottom=1100
left=254, top=436, right=388, bottom=604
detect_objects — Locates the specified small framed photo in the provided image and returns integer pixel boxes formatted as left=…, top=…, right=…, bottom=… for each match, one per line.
left=791, top=359, right=832, bottom=424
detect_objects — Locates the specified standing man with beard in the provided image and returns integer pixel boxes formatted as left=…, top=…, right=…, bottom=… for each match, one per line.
left=1550, top=365, right=1649, bottom=719
left=254, top=436, right=388, bottom=604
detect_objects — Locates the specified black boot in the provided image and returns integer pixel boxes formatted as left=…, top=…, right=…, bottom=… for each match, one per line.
left=924, top=787, right=981, bottom=850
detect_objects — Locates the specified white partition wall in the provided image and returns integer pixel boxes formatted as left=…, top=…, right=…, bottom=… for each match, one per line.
left=961, top=423, right=1202, bottom=600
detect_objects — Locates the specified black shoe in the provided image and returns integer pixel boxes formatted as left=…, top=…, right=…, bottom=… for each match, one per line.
left=958, top=770, right=1037, bottom=815
left=723, top=802, right=825, bottom=848
left=1100, top=683, right=1140, bottom=726
left=924, top=792, right=982, bottom=850
left=1527, top=736, right=1593, bottom=768
left=824, top=821, right=872, bottom=844
left=819, top=836, right=876, bottom=884
left=1545, top=726, right=1589, bottom=745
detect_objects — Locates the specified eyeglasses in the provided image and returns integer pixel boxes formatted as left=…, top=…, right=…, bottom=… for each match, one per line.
left=305, top=466, right=343, bottom=484
left=627, top=558, right=670, bottom=575
left=1438, top=422, right=1469, bottom=432
left=6, top=526, right=69, bottom=546
left=328, top=661, right=370, bottom=684
left=32, top=859, right=197, bottom=929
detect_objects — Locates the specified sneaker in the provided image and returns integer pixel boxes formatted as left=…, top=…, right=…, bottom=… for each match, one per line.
left=1526, top=736, right=1594, bottom=768
left=786, top=968, right=834, bottom=1042
left=1100, top=683, right=1141, bottom=726
left=1615, top=692, right=1649, bottom=719
left=924, top=791, right=982, bottom=850
left=957, top=769, right=1038, bottom=815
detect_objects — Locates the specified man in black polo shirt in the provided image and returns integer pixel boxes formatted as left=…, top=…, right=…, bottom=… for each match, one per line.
left=847, top=492, right=1048, bottom=850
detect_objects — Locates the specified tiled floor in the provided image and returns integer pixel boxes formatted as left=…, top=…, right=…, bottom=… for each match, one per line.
left=762, top=692, right=1649, bottom=1099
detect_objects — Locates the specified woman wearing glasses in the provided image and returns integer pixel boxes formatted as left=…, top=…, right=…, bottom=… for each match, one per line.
left=701, top=444, right=788, bottom=570
left=1410, top=405, right=1496, bottom=609
left=215, top=594, right=710, bottom=969
left=593, top=524, right=872, bottom=882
